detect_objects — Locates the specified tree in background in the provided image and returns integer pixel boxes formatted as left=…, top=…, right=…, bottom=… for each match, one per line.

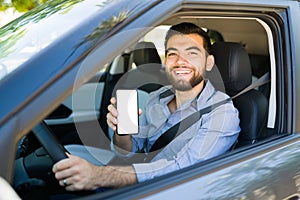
left=0, top=0, right=49, bottom=12
left=0, top=0, right=50, bottom=27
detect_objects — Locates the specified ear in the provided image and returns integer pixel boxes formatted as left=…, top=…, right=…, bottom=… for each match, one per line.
left=205, top=55, right=214, bottom=72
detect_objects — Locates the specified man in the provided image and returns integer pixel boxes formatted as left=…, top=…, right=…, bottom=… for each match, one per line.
left=52, top=22, right=240, bottom=191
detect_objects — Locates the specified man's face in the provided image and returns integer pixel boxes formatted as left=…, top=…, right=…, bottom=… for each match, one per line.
left=164, top=33, right=208, bottom=91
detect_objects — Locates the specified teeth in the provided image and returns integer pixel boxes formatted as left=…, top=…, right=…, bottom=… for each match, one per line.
left=176, top=70, right=191, bottom=74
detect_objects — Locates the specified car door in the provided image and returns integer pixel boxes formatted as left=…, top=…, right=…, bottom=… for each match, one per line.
left=1, top=0, right=300, bottom=199
left=0, top=0, right=162, bottom=181
left=44, top=68, right=109, bottom=147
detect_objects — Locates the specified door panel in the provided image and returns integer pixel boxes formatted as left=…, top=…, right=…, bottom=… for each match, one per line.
left=43, top=72, right=108, bottom=146
left=45, top=82, right=104, bottom=125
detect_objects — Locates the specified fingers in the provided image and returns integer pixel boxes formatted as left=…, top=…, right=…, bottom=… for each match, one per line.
left=53, top=158, right=70, bottom=174
left=106, top=115, right=117, bottom=131
left=58, top=176, right=82, bottom=191
left=107, top=97, right=142, bottom=131
left=53, top=159, right=72, bottom=179
left=110, top=97, right=116, bottom=105
left=53, top=156, right=100, bottom=191
left=107, top=103, right=118, bottom=118
left=53, top=155, right=80, bottom=179
left=59, top=177, right=70, bottom=187
left=107, top=97, right=118, bottom=131
left=53, top=156, right=84, bottom=189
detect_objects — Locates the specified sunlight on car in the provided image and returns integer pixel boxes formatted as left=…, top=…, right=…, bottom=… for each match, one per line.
left=0, top=0, right=107, bottom=81
left=144, top=25, right=170, bottom=61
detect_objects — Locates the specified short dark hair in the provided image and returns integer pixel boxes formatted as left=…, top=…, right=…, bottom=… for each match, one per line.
left=164, top=22, right=211, bottom=54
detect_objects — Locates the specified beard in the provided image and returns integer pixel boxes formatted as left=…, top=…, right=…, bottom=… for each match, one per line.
left=166, top=69, right=205, bottom=91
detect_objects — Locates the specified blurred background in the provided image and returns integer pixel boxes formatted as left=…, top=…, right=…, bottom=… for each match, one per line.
left=0, top=0, right=49, bottom=26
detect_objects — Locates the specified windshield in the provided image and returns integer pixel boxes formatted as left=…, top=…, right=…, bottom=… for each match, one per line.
left=0, top=0, right=115, bottom=80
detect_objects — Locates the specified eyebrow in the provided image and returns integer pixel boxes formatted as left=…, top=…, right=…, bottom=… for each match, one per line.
left=166, top=47, right=178, bottom=52
left=186, top=46, right=202, bottom=52
left=166, top=46, right=203, bottom=53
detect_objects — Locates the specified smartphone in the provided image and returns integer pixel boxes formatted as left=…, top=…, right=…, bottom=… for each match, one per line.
left=116, top=89, right=139, bottom=135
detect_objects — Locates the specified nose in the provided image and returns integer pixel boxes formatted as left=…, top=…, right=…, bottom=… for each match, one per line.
left=176, top=54, right=188, bottom=65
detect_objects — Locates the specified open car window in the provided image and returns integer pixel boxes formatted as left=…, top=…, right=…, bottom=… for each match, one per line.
left=33, top=11, right=278, bottom=168
left=105, top=15, right=276, bottom=145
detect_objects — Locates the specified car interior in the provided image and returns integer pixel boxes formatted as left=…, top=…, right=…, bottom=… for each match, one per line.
left=13, top=10, right=279, bottom=199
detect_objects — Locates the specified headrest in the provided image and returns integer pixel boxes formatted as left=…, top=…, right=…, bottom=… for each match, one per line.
left=132, top=42, right=161, bottom=66
left=249, top=54, right=270, bottom=78
left=211, top=42, right=252, bottom=96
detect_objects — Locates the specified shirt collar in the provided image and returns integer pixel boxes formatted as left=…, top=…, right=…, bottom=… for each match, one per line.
left=196, top=80, right=217, bottom=110
left=158, top=79, right=216, bottom=110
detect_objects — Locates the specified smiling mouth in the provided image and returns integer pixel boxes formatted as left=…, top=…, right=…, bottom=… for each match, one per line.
left=173, top=68, right=192, bottom=75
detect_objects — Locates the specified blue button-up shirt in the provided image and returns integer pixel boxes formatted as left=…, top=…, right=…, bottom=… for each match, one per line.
left=112, top=80, right=240, bottom=182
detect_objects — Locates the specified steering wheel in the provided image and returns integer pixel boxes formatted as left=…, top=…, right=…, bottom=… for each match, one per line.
left=13, top=122, right=69, bottom=198
left=31, top=121, right=68, bottom=163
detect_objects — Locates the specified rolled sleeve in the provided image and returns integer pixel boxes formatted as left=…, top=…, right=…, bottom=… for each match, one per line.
left=133, top=159, right=178, bottom=182
left=110, top=130, right=148, bottom=158
left=110, top=139, right=136, bottom=158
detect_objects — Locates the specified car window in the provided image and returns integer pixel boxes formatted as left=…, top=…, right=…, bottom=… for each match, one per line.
left=0, top=0, right=145, bottom=82
left=68, top=10, right=280, bottom=169
left=102, top=14, right=276, bottom=148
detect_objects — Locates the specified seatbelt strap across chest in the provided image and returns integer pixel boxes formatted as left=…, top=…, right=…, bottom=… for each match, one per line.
left=149, top=72, right=270, bottom=153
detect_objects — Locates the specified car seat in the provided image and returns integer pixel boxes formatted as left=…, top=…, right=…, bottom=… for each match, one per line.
left=107, top=41, right=169, bottom=139
left=211, top=42, right=269, bottom=148
left=249, top=54, right=271, bottom=99
left=65, top=42, right=169, bottom=165
left=112, top=41, right=169, bottom=93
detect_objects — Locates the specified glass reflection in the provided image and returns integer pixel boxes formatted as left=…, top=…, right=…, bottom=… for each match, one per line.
left=0, top=0, right=112, bottom=80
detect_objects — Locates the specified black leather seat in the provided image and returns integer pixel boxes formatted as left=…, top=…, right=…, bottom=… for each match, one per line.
left=106, top=41, right=169, bottom=139
left=113, top=41, right=169, bottom=93
left=211, top=42, right=268, bottom=148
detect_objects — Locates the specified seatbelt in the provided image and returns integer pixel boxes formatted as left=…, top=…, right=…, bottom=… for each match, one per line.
left=148, top=72, right=270, bottom=153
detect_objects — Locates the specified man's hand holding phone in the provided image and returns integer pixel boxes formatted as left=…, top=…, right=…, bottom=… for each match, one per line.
left=106, top=90, right=142, bottom=152
left=106, top=97, right=119, bottom=132
left=107, top=90, right=142, bottom=134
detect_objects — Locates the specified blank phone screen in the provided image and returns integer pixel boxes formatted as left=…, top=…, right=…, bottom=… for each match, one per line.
left=116, top=89, right=139, bottom=135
